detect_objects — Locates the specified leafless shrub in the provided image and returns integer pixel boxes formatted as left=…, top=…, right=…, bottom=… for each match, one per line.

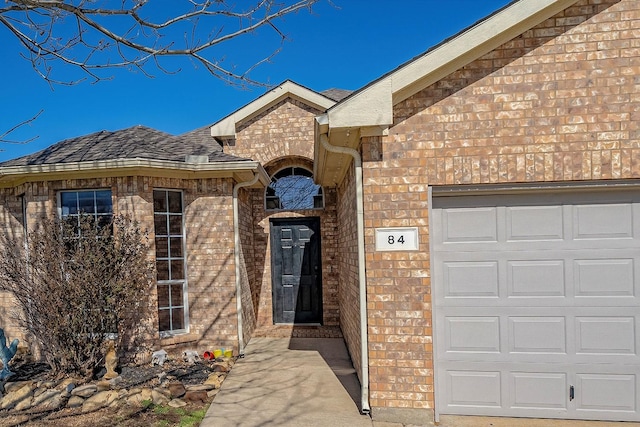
left=0, top=214, right=155, bottom=380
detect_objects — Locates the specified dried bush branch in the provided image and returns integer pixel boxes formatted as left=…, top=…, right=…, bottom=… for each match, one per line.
left=0, top=214, right=155, bottom=380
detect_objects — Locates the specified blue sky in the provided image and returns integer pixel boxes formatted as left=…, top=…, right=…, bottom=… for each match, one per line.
left=1, top=0, right=513, bottom=162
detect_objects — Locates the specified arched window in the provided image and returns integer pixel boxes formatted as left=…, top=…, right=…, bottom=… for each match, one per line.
left=265, top=167, right=323, bottom=210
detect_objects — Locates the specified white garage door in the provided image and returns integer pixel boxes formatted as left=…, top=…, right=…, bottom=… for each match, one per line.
left=432, top=188, right=640, bottom=422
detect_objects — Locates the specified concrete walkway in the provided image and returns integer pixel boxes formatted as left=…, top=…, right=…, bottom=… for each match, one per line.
left=201, top=337, right=373, bottom=427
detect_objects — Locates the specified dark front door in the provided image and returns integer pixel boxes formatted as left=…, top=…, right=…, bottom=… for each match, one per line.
left=270, top=218, right=322, bottom=324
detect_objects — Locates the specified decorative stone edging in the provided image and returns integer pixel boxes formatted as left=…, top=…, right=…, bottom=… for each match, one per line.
left=0, top=357, right=234, bottom=415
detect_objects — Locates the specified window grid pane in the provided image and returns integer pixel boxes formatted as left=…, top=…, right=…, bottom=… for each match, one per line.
left=59, top=190, right=113, bottom=227
left=153, top=189, right=186, bottom=333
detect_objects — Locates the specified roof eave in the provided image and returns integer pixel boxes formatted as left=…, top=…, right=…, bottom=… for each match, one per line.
left=0, top=158, right=270, bottom=188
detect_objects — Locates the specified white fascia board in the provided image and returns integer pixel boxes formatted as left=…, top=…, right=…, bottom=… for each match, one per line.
left=327, top=0, right=579, bottom=131
left=211, top=81, right=336, bottom=139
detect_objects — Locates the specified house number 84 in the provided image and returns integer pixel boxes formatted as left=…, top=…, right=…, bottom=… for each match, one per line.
left=387, top=235, right=405, bottom=245
left=375, top=227, right=419, bottom=251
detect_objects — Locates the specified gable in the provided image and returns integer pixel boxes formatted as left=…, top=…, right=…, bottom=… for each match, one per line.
left=314, top=0, right=611, bottom=186
left=226, top=97, right=323, bottom=166
left=211, top=80, right=336, bottom=140
left=328, top=0, right=581, bottom=131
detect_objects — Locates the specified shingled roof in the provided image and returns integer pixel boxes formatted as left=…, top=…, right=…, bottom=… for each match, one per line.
left=1, top=125, right=249, bottom=167
left=320, top=88, right=353, bottom=102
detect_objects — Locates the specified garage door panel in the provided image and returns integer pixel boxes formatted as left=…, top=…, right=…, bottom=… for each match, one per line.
left=509, top=372, right=568, bottom=410
left=444, top=370, right=502, bottom=408
left=441, top=207, right=498, bottom=243
left=574, top=258, right=635, bottom=297
left=576, top=373, right=636, bottom=413
left=509, top=260, right=566, bottom=297
left=507, top=205, right=565, bottom=241
left=574, top=203, right=634, bottom=239
left=576, top=317, right=636, bottom=355
left=444, top=316, right=501, bottom=353
left=443, top=261, right=499, bottom=297
left=508, top=317, right=567, bottom=354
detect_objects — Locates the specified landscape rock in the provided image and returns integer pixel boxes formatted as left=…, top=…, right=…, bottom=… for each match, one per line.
left=67, top=395, right=84, bottom=408
left=71, top=384, right=97, bottom=398
left=82, top=390, right=119, bottom=413
left=36, top=380, right=58, bottom=390
left=204, top=373, right=223, bottom=389
left=167, top=382, right=186, bottom=398
left=0, top=355, right=235, bottom=415
left=185, top=384, right=215, bottom=392
left=151, top=389, right=170, bottom=405
left=124, top=387, right=152, bottom=406
left=168, top=398, right=187, bottom=408
left=1, top=382, right=35, bottom=410
left=59, top=378, right=79, bottom=390
left=96, top=380, right=112, bottom=392
left=140, top=387, right=153, bottom=402
left=184, top=390, right=208, bottom=404
left=31, top=389, right=64, bottom=411
left=60, top=382, right=76, bottom=398
left=4, top=380, right=32, bottom=394
left=212, top=363, right=229, bottom=373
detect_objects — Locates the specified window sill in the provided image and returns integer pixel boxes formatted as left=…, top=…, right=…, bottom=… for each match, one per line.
left=160, top=332, right=199, bottom=346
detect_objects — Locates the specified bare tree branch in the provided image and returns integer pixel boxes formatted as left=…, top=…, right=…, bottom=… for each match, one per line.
left=1, top=0, right=320, bottom=86
left=0, top=110, right=43, bottom=145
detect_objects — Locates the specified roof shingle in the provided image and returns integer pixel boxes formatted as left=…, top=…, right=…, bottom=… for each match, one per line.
left=1, top=125, right=248, bottom=166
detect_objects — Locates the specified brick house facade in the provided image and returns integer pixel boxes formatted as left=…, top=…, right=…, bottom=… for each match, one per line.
left=0, top=0, right=639, bottom=424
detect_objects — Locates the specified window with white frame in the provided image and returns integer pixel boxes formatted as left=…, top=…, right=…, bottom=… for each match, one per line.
left=58, top=189, right=116, bottom=333
left=59, top=190, right=113, bottom=228
left=153, top=189, right=187, bottom=333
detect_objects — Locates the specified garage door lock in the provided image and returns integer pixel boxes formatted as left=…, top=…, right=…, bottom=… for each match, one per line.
left=569, top=385, right=574, bottom=401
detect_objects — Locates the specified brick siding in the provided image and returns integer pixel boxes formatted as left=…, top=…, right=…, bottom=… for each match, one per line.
left=336, top=163, right=363, bottom=378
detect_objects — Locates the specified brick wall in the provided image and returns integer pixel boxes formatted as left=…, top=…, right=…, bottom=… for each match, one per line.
left=224, top=97, right=319, bottom=162
left=361, top=0, right=638, bottom=418
left=0, top=175, right=242, bottom=356
left=0, top=186, right=28, bottom=342
left=336, top=163, right=363, bottom=377
left=227, top=97, right=341, bottom=336
left=181, top=177, right=238, bottom=351
left=238, top=187, right=257, bottom=346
